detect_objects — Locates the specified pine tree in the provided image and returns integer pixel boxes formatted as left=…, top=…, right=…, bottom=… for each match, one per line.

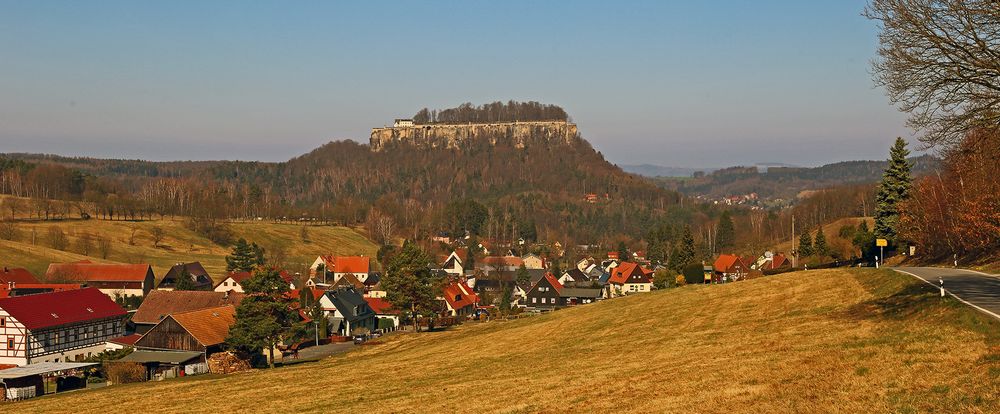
left=616, top=241, right=629, bottom=262
left=798, top=231, right=814, bottom=257
left=874, top=137, right=913, bottom=246
left=173, top=268, right=197, bottom=291
left=676, top=226, right=696, bottom=271
left=226, top=238, right=267, bottom=272
left=382, top=241, right=442, bottom=332
left=227, top=268, right=294, bottom=368
left=716, top=211, right=735, bottom=249
left=667, top=245, right=683, bottom=274
left=516, top=263, right=530, bottom=286
left=853, top=220, right=876, bottom=259
left=813, top=227, right=828, bottom=257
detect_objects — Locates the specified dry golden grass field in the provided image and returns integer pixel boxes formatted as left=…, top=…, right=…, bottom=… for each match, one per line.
left=0, top=218, right=378, bottom=279
left=12, top=268, right=1000, bottom=413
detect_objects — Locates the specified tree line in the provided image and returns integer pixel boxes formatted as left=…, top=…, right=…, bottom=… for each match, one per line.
left=412, top=101, right=569, bottom=124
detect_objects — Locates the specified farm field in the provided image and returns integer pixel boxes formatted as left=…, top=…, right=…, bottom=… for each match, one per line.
left=0, top=218, right=378, bottom=280
left=13, top=268, right=1000, bottom=413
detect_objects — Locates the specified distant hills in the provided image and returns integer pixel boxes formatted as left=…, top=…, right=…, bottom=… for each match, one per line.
left=618, top=164, right=717, bottom=178
left=646, top=155, right=940, bottom=200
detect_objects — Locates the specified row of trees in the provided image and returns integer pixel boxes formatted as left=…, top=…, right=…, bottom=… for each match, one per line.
left=866, top=1, right=999, bottom=261
left=412, top=101, right=569, bottom=124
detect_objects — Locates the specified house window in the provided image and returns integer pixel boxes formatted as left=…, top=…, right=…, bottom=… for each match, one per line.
left=0, top=317, right=4, bottom=327
left=6, top=337, right=13, bottom=349
left=532, top=297, right=537, bottom=304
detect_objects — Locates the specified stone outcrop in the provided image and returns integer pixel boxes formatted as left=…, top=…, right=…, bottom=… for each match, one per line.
left=370, top=121, right=578, bottom=152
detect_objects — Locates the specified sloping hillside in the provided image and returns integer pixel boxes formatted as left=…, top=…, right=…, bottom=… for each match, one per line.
left=14, top=268, right=999, bottom=413
left=0, top=219, right=377, bottom=280
left=771, top=216, right=875, bottom=259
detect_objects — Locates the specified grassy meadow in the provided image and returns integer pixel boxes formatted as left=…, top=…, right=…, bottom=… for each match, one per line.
left=12, top=268, right=1000, bottom=413
left=0, top=218, right=378, bottom=280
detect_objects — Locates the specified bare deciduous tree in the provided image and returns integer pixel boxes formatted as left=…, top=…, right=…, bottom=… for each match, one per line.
left=77, top=232, right=94, bottom=255
left=366, top=208, right=395, bottom=246
left=0, top=220, right=18, bottom=241
left=96, top=234, right=112, bottom=259
left=865, top=0, right=1000, bottom=148
left=128, top=224, right=139, bottom=246
left=48, top=226, right=68, bottom=250
left=150, top=226, right=165, bottom=248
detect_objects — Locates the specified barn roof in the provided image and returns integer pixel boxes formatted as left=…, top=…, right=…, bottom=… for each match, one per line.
left=0, top=288, right=126, bottom=330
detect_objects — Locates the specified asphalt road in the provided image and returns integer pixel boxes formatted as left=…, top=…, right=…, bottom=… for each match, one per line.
left=894, top=266, right=1000, bottom=319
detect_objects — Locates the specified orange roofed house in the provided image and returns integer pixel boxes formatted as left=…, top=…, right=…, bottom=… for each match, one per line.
left=713, top=254, right=750, bottom=283
left=45, top=261, right=155, bottom=299
left=606, top=262, right=653, bottom=297
left=214, top=270, right=295, bottom=293
left=309, top=255, right=371, bottom=285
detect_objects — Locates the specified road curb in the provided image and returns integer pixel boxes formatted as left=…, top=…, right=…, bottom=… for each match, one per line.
left=892, top=268, right=1000, bottom=321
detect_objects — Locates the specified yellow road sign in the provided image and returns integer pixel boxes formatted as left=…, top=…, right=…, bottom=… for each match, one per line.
left=876, top=238, right=888, bottom=247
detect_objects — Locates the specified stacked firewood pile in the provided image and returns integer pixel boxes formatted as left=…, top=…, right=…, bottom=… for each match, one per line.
left=207, top=351, right=252, bottom=374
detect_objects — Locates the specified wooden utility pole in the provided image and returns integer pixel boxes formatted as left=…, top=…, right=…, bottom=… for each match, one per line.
left=791, top=215, right=796, bottom=268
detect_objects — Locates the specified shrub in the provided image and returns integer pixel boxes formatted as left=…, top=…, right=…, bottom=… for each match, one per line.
left=104, top=362, right=146, bottom=384
left=674, top=275, right=687, bottom=286
left=682, top=263, right=705, bottom=284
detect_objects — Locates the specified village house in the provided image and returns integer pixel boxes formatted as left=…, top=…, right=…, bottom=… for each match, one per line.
left=131, top=290, right=243, bottom=334
left=520, top=253, right=545, bottom=270
left=0, top=288, right=127, bottom=366
left=440, top=250, right=467, bottom=276
left=156, top=262, right=214, bottom=291
left=606, top=262, right=653, bottom=297
left=478, top=255, right=524, bottom=273
left=1, top=278, right=80, bottom=298
left=0, top=267, right=39, bottom=288
left=526, top=273, right=563, bottom=308
left=310, top=255, right=371, bottom=285
left=128, top=305, right=235, bottom=380
left=713, top=254, right=750, bottom=282
left=363, top=297, right=400, bottom=331
left=442, top=280, right=479, bottom=318
left=214, top=270, right=295, bottom=293
left=558, top=268, right=591, bottom=287
left=45, top=261, right=155, bottom=299
left=319, top=287, right=377, bottom=337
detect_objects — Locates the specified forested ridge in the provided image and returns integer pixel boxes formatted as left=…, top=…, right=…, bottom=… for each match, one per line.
left=0, top=103, right=685, bottom=247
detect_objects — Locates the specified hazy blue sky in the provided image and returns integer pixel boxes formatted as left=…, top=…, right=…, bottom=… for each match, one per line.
left=0, top=1, right=915, bottom=167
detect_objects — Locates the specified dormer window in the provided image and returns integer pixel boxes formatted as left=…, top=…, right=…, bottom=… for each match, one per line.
left=51, top=313, right=59, bottom=319
left=86, top=308, right=94, bottom=313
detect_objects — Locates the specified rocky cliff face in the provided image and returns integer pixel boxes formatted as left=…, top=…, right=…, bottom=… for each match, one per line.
left=370, top=121, right=578, bottom=152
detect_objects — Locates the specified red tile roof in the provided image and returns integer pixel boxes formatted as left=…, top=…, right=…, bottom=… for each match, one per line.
left=166, top=305, right=236, bottom=347
left=543, top=272, right=563, bottom=294
left=0, top=283, right=82, bottom=298
left=771, top=254, right=789, bottom=269
left=364, top=297, right=398, bottom=314
left=0, top=267, right=40, bottom=285
left=132, top=290, right=244, bottom=325
left=713, top=254, right=743, bottom=273
left=109, top=333, right=142, bottom=346
left=443, top=281, right=478, bottom=310
left=0, top=287, right=126, bottom=330
left=608, top=262, right=651, bottom=285
left=45, top=262, right=151, bottom=282
left=218, top=269, right=293, bottom=288
left=319, top=255, right=371, bottom=274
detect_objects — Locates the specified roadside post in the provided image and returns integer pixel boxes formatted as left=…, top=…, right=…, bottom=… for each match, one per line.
left=876, top=239, right=888, bottom=267
left=939, top=277, right=945, bottom=298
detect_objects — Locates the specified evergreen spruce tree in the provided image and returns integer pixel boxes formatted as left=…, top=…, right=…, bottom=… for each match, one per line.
left=616, top=241, right=629, bottom=262
left=798, top=231, right=814, bottom=257
left=676, top=226, right=696, bottom=270
left=382, top=241, right=442, bottom=332
left=813, top=227, right=828, bottom=257
left=667, top=245, right=683, bottom=274
left=173, top=268, right=197, bottom=291
left=227, top=268, right=294, bottom=368
left=516, top=263, right=530, bottom=286
left=226, top=238, right=267, bottom=272
left=874, top=137, right=913, bottom=246
left=853, top=220, right=876, bottom=259
left=716, top=211, right=735, bottom=249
